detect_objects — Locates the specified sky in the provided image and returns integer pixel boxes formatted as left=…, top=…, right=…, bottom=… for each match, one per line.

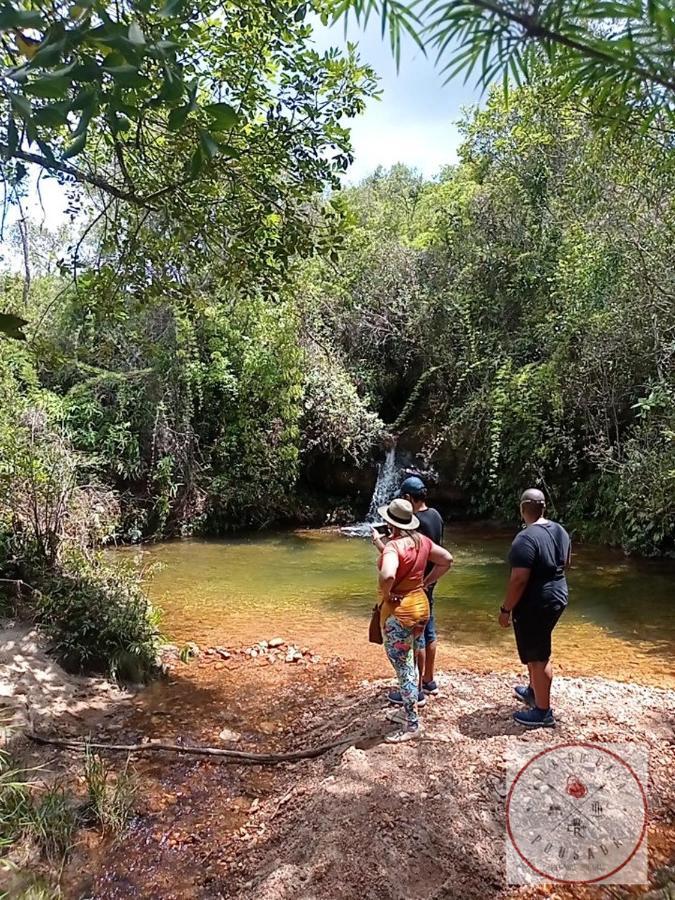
left=13, top=17, right=480, bottom=232
left=312, top=18, right=479, bottom=183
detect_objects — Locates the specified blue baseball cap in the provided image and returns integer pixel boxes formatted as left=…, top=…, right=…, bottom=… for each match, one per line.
left=400, top=475, right=427, bottom=496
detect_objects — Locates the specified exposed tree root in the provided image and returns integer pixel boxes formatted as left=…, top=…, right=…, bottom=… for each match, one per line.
left=27, top=731, right=357, bottom=765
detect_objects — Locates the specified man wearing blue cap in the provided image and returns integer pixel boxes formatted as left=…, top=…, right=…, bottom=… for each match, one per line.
left=388, top=475, right=445, bottom=704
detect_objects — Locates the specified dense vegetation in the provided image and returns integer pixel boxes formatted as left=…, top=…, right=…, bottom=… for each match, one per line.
left=312, top=80, right=675, bottom=556
left=0, top=0, right=673, bottom=694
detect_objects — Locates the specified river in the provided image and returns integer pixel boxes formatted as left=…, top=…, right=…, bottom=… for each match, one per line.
left=122, top=525, right=675, bottom=687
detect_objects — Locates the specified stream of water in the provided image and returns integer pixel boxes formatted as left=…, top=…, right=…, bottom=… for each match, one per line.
left=122, top=526, right=675, bottom=687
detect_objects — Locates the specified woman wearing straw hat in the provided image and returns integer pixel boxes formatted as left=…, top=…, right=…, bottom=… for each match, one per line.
left=375, top=498, right=453, bottom=742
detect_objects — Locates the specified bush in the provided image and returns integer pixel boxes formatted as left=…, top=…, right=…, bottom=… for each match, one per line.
left=35, top=553, right=161, bottom=681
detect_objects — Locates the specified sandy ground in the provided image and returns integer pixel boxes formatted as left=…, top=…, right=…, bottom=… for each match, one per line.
left=0, top=622, right=129, bottom=744
left=1, top=624, right=673, bottom=899
left=54, top=647, right=674, bottom=900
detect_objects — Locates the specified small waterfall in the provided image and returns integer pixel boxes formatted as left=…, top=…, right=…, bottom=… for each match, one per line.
left=341, top=445, right=402, bottom=537
left=366, top=446, right=399, bottom=522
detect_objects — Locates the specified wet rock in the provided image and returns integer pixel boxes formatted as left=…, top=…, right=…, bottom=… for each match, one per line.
left=268, top=638, right=285, bottom=648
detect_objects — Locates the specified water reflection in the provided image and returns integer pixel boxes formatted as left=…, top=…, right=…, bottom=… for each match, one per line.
left=117, top=527, right=675, bottom=686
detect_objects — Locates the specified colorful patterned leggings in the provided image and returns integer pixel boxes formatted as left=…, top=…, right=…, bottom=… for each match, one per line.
left=383, top=615, right=419, bottom=729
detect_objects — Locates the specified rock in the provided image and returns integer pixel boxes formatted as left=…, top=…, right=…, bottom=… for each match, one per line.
left=182, top=642, right=200, bottom=660
left=214, top=647, right=230, bottom=660
left=258, top=641, right=269, bottom=650
left=219, top=727, right=242, bottom=743
left=268, top=638, right=285, bottom=648
left=250, top=649, right=258, bottom=658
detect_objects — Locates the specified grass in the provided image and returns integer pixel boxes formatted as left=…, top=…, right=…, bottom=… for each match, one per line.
left=83, top=744, right=136, bottom=833
left=0, top=724, right=136, bottom=899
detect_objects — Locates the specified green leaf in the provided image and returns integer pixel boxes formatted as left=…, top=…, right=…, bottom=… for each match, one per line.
left=220, top=143, right=241, bottom=159
left=106, top=105, right=132, bottom=136
left=70, top=58, right=102, bottom=82
left=7, top=64, right=30, bottom=83
left=24, top=76, right=70, bottom=99
left=168, top=104, right=190, bottom=130
left=159, top=67, right=185, bottom=103
left=128, top=22, right=146, bottom=45
left=189, top=145, right=203, bottom=177
left=33, top=102, right=69, bottom=127
left=199, top=128, right=220, bottom=160
left=62, top=129, right=87, bottom=158
left=10, top=93, right=32, bottom=119
left=0, top=7, right=43, bottom=29
left=0, top=314, right=29, bottom=341
left=69, top=86, right=97, bottom=110
left=28, top=38, right=66, bottom=68
left=102, top=58, right=148, bottom=88
left=204, top=101, right=238, bottom=131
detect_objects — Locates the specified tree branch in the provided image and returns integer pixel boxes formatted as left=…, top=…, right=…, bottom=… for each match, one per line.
left=0, top=144, right=158, bottom=207
left=28, top=731, right=357, bottom=766
left=464, top=0, right=675, bottom=94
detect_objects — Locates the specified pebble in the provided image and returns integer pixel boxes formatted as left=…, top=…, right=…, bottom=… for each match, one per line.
left=219, top=727, right=242, bottom=742
left=268, top=638, right=285, bottom=648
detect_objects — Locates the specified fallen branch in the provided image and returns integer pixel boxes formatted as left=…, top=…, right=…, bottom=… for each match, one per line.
left=27, top=732, right=355, bottom=766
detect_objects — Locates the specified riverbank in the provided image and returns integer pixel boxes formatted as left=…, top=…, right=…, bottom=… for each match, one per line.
left=2, top=627, right=670, bottom=898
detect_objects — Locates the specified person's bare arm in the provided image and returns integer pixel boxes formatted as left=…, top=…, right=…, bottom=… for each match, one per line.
left=423, top=543, right=453, bottom=588
left=378, top=547, right=398, bottom=602
left=371, top=527, right=388, bottom=554
left=498, top=568, right=531, bottom=627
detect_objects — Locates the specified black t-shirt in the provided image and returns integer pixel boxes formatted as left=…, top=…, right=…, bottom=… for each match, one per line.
left=417, top=507, right=444, bottom=579
left=508, top=521, right=571, bottom=612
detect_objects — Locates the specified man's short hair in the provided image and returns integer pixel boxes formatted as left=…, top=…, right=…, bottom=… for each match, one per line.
left=520, top=488, right=546, bottom=507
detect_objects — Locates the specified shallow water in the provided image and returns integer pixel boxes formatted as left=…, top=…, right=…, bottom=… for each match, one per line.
left=121, top=526, right=675, bottom=686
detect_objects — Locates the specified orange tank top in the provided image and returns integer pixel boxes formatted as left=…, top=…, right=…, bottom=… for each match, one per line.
left=378, top=535, right=432, bottom=628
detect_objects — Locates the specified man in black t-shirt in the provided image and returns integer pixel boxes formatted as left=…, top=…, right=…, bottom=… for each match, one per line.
left=499, top=488, right=571, bottom=729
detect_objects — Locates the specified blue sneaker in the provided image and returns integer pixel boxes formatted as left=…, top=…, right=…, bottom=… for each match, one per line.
left=513, top=707, right=556, bottom=728
left=387, top=689, right=427, bottom=707
left=422, top=680, right=439, bottom=696
left=513, top=685, right=536, bottom=708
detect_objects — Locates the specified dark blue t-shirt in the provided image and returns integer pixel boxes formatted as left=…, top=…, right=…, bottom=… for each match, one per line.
left=417, top=507, right=444, bottom=580
left=508, top=521, right=571, bottom=612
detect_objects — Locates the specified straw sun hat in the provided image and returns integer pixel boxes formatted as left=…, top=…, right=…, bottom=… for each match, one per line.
left=377, top=498, right=420, bottom=531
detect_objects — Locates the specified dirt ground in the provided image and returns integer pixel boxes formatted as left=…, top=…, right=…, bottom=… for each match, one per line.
left=1, top=627, right=674, bottom=899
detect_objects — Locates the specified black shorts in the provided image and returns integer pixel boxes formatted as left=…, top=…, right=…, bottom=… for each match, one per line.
left=513, top=602, right=565, bottom=664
